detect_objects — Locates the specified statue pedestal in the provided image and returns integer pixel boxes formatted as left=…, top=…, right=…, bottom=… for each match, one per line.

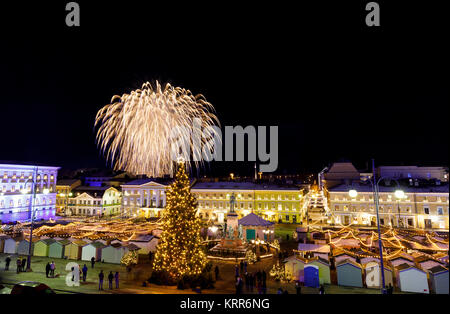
left=226, top=212, right=239, bottom=232
left=220, top=238, right=243, bottom=248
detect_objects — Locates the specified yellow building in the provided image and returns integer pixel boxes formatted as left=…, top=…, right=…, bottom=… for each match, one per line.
left=55, top=179, right=81, bottom=215
left=326, top=183, right=449, bottom=230
left=119, top=179, right=308, bottom=223
left=67, top=186, right=121, bottom=217
left=191, top=181, right=308, bottom=224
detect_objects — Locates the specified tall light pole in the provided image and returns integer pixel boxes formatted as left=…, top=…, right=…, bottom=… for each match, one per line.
left=347, top=159, right=405, bottom=294
left=21, top=167, right=38, bottom=271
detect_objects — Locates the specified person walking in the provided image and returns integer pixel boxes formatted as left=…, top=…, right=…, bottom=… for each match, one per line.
left=256, top=270, right=262, bottom=285
left=82, top=264, right=88, bottom=282
left=243, top=261, right=247, bottom=273
left=234, top=264, right=239, bottom=278
left=5, top=256, right=11, bottom=271
left=21, top=257, right=27, bottom=272
left=91, top=256, right=96, bottom=269
left=22, top=257, right=27, bottom=271
left=235, top=276, right=241, bottom=294
left=214, top=265, right=219, bottom=281
left=114, top=271, right=120, bottom=289
left=319, top=284, right=325, bottom=294
left=388, top=283, right=393, bottom=294
left=238, top=276, right=243, bottom=294
left=108, top=271, right=114, bottom=289
left=244, top=272, right=248, bottom=291
left=45, top=262, right=51, bottom=278
left=16, top=258, right=21, bottom=274
left=295, top=281, right=302, bottom=294
left=240, top=260, right=244, bottom=273
left=50, top=261, right=55, bottom=277
left=98, top=270, right=104, bottom=290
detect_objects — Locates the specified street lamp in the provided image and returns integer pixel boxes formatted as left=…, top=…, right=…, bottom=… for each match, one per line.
left=347, top=159, right=405, bottom=294
left=394, top=190, right=405, bottom=228
left=348, top=189, right=358, bottom=225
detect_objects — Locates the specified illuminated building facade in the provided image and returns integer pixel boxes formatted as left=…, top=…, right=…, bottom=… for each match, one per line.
left=56, top=179, right=81, bottom=215
left=121, top=179, right=169, bottom=218
left=0, top=163, right=59, bottom=223
left=120, top=179, right=308, bottom=223
left=191, top=182, right=307, bottom=224
left=67, top=186, right=121, bottom=217
left=326, top=183, right=449, bottom=230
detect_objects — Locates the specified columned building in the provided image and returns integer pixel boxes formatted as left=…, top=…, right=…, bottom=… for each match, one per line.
left=192, top=182, right=307, bottom=224
left=327, top=183, right=449, bottom=230
left=0, top=163, right=59, bottom=223
left=120, top=179, right=308, bottom=223
left=121, top=179, right=168, bottom=218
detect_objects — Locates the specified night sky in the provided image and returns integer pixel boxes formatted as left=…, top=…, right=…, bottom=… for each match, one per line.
left=1, top=1, right=448, bottom=177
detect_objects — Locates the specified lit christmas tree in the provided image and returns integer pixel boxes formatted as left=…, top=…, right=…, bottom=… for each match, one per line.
left=152, top=161, right=207, bottom=281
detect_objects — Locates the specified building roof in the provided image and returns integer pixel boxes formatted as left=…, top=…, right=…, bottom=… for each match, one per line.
left=126, top=243, right=141, bottom=251
left=38, top=238, right=56, bottom=245
left=336, top=259, right=361, bottom=269
left=122, top=178, right=174, bottom=186
left=192, top=181, right=301, bottom=191
left=297, top=243, right=330, bottom=253
left=428, top=265, right=448, bottom=275
left=328, top=182, right=449, bottom=193
left=55, top=239, right=71, bottom=246
left=238, top=213, right=275, bottom=227
left=70, top=240, right=88, bottom=247
left=72, top=186, right=117, bottom=198
left=56, top=179, right=81, bottom=186
left=0, top=161, right=60, bottom=170
left=129, top=234, right=157, bottom=242
left=395, top=263, right=422, bottom=272
left=85, top=241, right=106, bottom=249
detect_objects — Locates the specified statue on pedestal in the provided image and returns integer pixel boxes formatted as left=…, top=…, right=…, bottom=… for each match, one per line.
left=230, top=192, right=236, bottom=213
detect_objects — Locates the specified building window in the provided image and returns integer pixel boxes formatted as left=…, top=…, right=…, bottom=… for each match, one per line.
left=424, top=206, right=430, bottom=215
left=437, top=207, right=443, bottom=215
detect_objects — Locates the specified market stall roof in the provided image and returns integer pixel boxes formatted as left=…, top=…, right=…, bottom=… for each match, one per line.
left=126, top=243, right=140, bottom=251
left=297, top=243, right=330, bottom=253
left=56, top=239, right=71, bottom=246
left=336, top=258, right=361, bottom=268
left=72, top=240, right=88, bottom=247
left=238, top=213, right=274, bottom=227
left=129, top=234, right=156, bottom=242
left=428, top=265, right=448, bottom=275
left=38, top=238, right=56, bottom=245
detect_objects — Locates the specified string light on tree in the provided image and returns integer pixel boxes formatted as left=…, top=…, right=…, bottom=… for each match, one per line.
left=152, top=161, right=207, bottom=281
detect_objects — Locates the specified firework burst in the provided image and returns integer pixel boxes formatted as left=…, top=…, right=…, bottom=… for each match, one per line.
left=95, top=81, right=220, bottom=177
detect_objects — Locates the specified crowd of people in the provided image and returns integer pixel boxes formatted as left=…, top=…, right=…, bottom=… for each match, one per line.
left=234, top=260, right=267, bottom=294
left=98, top=270, right=120, bottom=290
left=6, top=256, right=28, bottom=273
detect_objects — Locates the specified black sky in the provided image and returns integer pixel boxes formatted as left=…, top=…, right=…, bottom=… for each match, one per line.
left=1, top=1, right=448, bottom=177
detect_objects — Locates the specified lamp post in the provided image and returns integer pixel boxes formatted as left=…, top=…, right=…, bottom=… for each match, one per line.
left=394, top=190, right=405, bottom=228
left=21, top=167, right=51, bottom=271
left=347, top=159, right=405, bottom=294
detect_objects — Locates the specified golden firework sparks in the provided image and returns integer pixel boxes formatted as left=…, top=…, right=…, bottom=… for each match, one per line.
left=95, top=81, right=220, bottom=177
